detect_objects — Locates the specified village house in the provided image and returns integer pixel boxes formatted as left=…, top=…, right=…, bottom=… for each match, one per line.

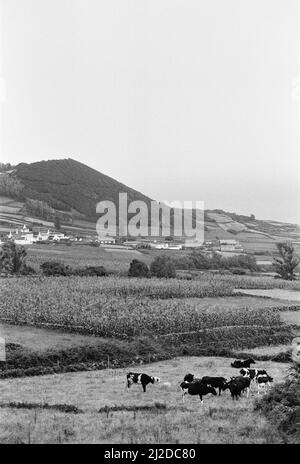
left=219, top=239, right=243, bottom=252
left=98, top=235, right=116, bottom=245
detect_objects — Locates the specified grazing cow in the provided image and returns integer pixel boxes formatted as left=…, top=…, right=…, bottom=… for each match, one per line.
left=183, top=373, right=202, bottom=383
left=231, top=358, right=256, bottom=369
left=126, top=372, right=160, bottom=393
left=180, top=381, right=217, bottom=404
left=232, top=376, right=251, bottom=397
left=224, top=376, right=251, bottom=400
left=201, top=376, right=227, bottom=395
left=240, top=368, right=268, bottom=385
left=256, top=374, right=273, bottom=395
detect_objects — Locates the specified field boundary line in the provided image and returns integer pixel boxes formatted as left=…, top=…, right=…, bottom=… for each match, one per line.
left=155, top=324, right=286, bottom=338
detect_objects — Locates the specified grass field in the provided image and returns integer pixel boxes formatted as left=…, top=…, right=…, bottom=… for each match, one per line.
left=235, top=288, right=300, bottom=301
left=0, top=322, right=104, bottom=352
left=0, top=356, right=289, bottom=444
left=25, top=243, right=151, bottom=273
left=1, top=245, right=299, bottom=443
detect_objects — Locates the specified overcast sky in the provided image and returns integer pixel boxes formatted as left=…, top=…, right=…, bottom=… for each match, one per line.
left=0, top=0, right=299, bottom=223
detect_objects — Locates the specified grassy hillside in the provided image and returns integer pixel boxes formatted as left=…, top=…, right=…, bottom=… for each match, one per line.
left=15, top=158, right=153, bottom=218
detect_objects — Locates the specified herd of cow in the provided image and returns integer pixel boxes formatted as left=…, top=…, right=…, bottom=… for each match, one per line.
left=126, top=358, right=274, bottom=404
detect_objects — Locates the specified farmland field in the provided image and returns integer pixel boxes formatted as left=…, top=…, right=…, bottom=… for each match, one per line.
left=25, top=243, right=152, bottom=273
left=0, top=356, right=289, bottom=444
left=235, top=288, right=300, bottom=301
left=0, top=255, right=299, bottom=443
left=0, top=277, right=295, bottom=338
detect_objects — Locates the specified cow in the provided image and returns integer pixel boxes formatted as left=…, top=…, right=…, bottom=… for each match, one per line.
left=240, top=368, right=268, bottom=391
left=256, top=374, right=273, bottom=395
left=126, top=372, right=160, bottom=393
left=223, top=376, right=251, bottom=399
left=183, top=373, right=202, bottom=383
left=201, top=376, right=228, bottom=395
left=180, top=381, right=217, bottom=404
left=240, top=368, right=268, bottom=379
left=231, top=358, right=256, bottom=369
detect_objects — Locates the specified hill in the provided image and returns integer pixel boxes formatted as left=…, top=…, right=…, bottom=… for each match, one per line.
left=0, top=158, right=299, bottom=254
left=14, top=158, right=153, bottom=219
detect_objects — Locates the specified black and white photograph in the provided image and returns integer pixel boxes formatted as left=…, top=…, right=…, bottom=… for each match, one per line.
left=0, top=0, right=299, bottom=447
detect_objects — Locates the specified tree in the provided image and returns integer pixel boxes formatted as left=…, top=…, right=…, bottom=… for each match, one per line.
left=0, top=162, right=14, bottom=172
left=150, top=255, right=176, bottom=278
left=24, top=199, right=55, bottom=220
left=128, top=259, right=150, bottom=278
left=54, top=216, right=61, bottom=230
left=273, top=242, right=299, bottom=280
left=0, top=173, right=23, bottom=198
left=0, top=242, right=27, bottom=275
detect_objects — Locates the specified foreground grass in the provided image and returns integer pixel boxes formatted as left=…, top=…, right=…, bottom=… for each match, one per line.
left=0, top=356, right=289, bottom=444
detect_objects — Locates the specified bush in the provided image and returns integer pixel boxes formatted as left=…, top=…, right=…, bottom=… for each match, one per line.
left=255, top=366, right=300, bottom=443
left=174, top=250, right=259, bottom=272
left=150, top=255, right=176, bottom=278
left=40, top=261, right=72, bottom=276
left=74, top=265, right=107, bottom=277
left=0, top=242, right=27, bottom=275
left=128, top=259, right=150, bottom=278
left=230, top=267, right=247, bottom=275
left=20, top=264, right=36, bottom=275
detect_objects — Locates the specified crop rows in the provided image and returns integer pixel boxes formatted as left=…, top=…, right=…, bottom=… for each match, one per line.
left=0, top=277, right=282, bottom=337
left=209, top=274, right=300, bottom=291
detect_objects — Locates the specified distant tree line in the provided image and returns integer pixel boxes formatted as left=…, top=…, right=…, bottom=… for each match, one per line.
left=0, top=173, right=24, bottom=198
left=1, top=241, right=298, bottom=281
left=0, top=162, right=16, bottom=172
left=171, top=250, right=260, bottom=272
left=23, top=199, right=56, bottom=221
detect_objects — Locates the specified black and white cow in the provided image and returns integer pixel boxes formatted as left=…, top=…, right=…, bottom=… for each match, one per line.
left=126, top=372, right=160, bottom=392
left=231, top=358, right=256, bottom=369
left=180, top=381, right=217, bottom=404
left=240, top=368, right=268, bottom=386
left=201, top=376, right=228, bottom=395
left=256, top=374, right=273, bottom=395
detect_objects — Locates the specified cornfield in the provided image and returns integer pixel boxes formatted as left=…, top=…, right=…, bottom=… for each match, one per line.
left=0, top=276, right=283, bottom=337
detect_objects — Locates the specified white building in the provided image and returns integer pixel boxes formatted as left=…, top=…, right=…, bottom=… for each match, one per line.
left=14, top=233, right=35, bottom=245
left=219, top=239, right=243, bottom=252
left=48, top=232, right=66, bottom=241
left=98, top=236, right=116, bottom=244
left=37, top=230, right=50, bottom=241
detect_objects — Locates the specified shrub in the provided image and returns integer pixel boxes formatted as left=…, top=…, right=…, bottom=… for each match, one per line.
left=255, top=366, right=300, bottom=442
left=230, top=267, right=247, bottom=275
left=150, top=255, right=176, bottom=278
left=0, top=242, right=27, bottom=275
left=128, top=259, right=150, bottom=278
left=74, top=265, right=107, bottom=276
left=20, top=264, right=36, bottom=275
left=40, top=261, right=71, bottom=276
